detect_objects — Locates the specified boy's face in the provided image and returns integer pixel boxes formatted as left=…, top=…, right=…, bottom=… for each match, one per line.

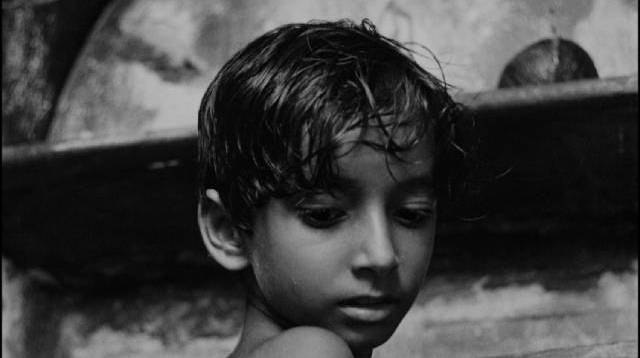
left=247, top=130, right=436, bottom=352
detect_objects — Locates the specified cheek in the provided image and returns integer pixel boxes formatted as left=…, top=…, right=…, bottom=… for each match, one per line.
left=397, top=229, right=435, bottom=285
left=250, top=219, right=333, bottom=301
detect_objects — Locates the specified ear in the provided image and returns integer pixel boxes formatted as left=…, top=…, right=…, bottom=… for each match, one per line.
left=197, top=189, right=249, bottom=270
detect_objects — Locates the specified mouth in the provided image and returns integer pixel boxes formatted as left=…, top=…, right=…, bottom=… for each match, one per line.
left=337, top=295, right=398, bottom=322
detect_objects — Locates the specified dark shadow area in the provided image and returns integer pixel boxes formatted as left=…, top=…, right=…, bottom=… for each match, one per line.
left=2, top=78, right=638, bottom=291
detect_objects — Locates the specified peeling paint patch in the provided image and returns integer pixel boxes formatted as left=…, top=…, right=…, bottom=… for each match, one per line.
left=119, top=0, right=201, bottom=70
left=125, top=62, right=204, bottom=132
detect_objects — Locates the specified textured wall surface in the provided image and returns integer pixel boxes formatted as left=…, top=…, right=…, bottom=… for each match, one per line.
left=2, top=1, right=638, bottom=357
left=2, top=2, right=56, bottom=145
left=47, top=0, right=638, bottom=142
left=2, top=0, right=112, bottom=145
left=3, top=257, right=637, bottom=358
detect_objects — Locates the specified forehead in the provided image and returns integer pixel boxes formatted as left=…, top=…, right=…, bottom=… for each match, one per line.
left=341, top=132, right=432, bottom=165
left=296, top=117, right=435, bottom=195
left=336, top=124, right=434, bottom=160
left=330, top=129, right=435, bottom=190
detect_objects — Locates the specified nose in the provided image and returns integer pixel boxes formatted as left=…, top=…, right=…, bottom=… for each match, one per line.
left=352, top=206, right=398, bottom=274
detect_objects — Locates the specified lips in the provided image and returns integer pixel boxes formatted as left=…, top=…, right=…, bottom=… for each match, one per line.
left=338, top=295, right=398, bottom=322
left=341, top=295, right=396, bottom=306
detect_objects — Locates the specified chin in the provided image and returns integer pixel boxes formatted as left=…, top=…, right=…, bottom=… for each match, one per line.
left=338, top=321, right=399, bottom=352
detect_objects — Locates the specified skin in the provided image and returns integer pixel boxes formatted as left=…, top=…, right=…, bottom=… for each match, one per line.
left=228, top=132, right=437, bottom=358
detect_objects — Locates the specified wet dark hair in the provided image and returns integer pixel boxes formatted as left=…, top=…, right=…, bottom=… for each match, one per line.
left=498, top=38, right=598, bottom=88
left=198, top=19, right=464, bottom=232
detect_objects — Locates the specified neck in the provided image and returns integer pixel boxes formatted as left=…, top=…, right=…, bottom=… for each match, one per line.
left=244, top=269, right=295, bottom=329
left=228, top=271, right=292, bottom=357
left=235, top=270, right=374, bottom=358
left=231, top=301, right=283, bottom=357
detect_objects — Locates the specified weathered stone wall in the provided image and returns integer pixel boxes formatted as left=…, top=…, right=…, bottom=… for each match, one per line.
left=2, top=1, right=638, bottom=357
left=3, top=1, right=57, bottom=145
left=46, top=0, right=638, bottom=142
left=3, top=256, right=637, bottom=358
left=2, top=0, right=112, bottom=145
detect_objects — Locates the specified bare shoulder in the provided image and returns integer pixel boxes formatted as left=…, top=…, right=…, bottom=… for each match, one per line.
left=248, top=326, right=354, bottom=358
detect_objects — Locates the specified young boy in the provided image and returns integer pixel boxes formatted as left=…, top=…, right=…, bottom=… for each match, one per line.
left=197, top=19, right=460, bottom=358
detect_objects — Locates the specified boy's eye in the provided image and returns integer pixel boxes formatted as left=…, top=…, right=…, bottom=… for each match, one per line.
left=394, top=207, right=433, bottom=228
left=297, top=207, right=347, bottom=228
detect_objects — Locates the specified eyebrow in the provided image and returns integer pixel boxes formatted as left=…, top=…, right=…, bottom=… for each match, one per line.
left=327, top=173, right=434, bottom=194
left=396, top=174, right=434, bottom=189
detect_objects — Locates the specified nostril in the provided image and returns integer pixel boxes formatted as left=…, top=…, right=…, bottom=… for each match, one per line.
left=352, top=251, right=399, bottom=276
left=350, top=208, right=399, bottom=273
left=354, top=235, right=399, bottom=273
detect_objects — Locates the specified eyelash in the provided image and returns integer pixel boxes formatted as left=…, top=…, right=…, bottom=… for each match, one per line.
left=296, top=206, right=433, bottom=229
left=296, top=207, right=347, bottom=229
left=393, top=207, right=433, bottom=228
